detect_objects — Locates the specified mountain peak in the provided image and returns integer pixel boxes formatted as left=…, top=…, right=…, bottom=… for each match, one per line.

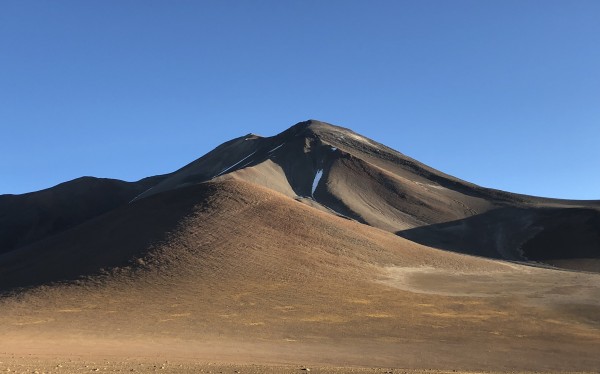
left=293, top=119, right=330, bottom=127
left=281, top=119, right=337, bottom=137
left=132, top=119, right=440, bottom=204
left=2, top=119, right=599, bottom=290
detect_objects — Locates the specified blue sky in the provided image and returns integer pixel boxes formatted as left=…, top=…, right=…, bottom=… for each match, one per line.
left=1, top=1, right=598, bottom=199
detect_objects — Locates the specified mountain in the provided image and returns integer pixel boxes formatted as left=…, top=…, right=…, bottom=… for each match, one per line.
left=0, top=175, right=166, bottom=255
left=131, top=120, right=600, bottom=269
left=3, top=120, right=597, bottom=280
left=0, top=120, right=599, bottom=372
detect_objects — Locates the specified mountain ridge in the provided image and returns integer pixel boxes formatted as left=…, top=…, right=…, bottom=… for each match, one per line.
left=1, top=120, right=599, bottom=277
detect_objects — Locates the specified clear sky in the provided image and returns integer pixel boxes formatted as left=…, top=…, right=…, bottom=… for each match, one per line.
left=1, top=1, right=598, bottom=199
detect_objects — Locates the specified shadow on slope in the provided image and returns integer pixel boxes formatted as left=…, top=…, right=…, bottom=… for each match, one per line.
left=0, top=181, right=217, bottom=292
left=0, top=176, right=165, bottom=255
left=397, top=207, right=600, bottom=270
left=263, top=121, right=486, bottom=231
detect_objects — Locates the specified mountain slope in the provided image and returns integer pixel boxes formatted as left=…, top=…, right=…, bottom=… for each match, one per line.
left=0, top=175, right=165, bottom=254
left=1, top=179, right=599, bottom=371
left=129, top=120, right=600, bottom=269
left=1, top=120, right=598, bottom=271
left=2, top=120, right=599, bottom=272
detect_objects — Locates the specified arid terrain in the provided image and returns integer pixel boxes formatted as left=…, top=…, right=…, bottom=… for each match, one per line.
left=1, top=121, right=598, bottom=373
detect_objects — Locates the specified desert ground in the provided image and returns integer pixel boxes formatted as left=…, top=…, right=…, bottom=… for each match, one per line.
left=2, top=356, right=564, bottom=374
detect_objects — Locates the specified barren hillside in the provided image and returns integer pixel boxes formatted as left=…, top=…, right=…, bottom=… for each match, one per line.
left=0, top=121, right=599, bottom=372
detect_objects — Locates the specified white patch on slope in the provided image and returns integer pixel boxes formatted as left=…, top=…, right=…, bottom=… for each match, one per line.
left=129, top=186, right=154, bottom=203
left=214, top=151, right=256, bottom=178
left=268, top=143, right=285, bottom=153
left=238, top=159, right=255, bottom=169
left=331, top=147, right=337, bottom=151
left=311, top=169, right=324, bottom=197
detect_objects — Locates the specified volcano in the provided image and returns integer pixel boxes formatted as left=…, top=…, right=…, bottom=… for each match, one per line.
left=1, top=120, right=599, bottom=372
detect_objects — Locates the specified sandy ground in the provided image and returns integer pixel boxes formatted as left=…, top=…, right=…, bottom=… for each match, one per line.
left=0, top=355, right=591, bottom=374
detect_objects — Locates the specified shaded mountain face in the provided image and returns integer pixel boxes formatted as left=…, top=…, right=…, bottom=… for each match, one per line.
left=0, top=119, right=598, bottom=286
left=0, top=175, right=166, bottom=255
